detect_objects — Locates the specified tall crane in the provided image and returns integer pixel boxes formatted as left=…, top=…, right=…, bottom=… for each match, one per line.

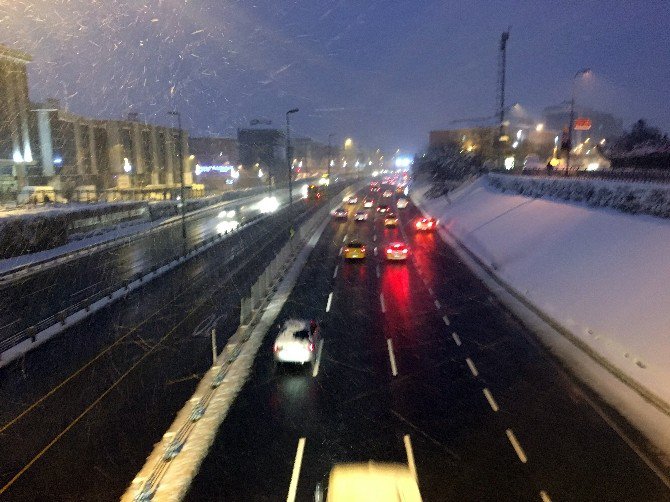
left=497, top=29, right=511, bottom=143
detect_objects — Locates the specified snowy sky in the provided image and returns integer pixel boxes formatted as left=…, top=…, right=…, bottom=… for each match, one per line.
left=2, top=0, right=669, bottom=152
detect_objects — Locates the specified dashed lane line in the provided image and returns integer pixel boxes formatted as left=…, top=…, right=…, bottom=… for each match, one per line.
left=286, top=438, right=306, bottom=502
left=483, top=388, right=499, bottom=412
left=403, top=434, right=418, bottom=483
left=452, top=332, right=461, bottom=346
left=326, top=292, right=333, bottom=313
left=428, top=287, right=434, bottom=296
left=373, top=247, right=378, bottom=256
left=434, top=299, right=441, bottom=309
left=332, top=265, right=338, bottom=278
left=387, top=338, right=398, bottom=376
left=312, top=340, right=324, bottom=377
left=465, top=357, right=479, bottom=377
left=442, top=315, right=450, bottom=326
left=342, top=234, right=348, bottom=243
left=540, top=491, right=552, bottom=502
left=506, top=429, right=528, bottom=463
left=380, top=293, right=386, bottom=313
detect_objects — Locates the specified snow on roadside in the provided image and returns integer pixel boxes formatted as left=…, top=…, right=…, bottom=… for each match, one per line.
left=412, top=175, right=670, bottom=422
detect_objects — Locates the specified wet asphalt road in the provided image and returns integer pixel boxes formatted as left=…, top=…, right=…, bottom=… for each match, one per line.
left=0, top=189, right=295, bottom=343
left=185, top=188, right=670, bottom=502
left=0, top=184, right=356, bottom=501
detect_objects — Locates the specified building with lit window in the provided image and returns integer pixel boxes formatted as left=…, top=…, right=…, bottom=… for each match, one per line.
left=0, top=45, right=35, bottom=189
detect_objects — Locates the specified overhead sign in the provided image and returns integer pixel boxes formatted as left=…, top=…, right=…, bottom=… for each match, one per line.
left=574, top=117, right=592, bottom=130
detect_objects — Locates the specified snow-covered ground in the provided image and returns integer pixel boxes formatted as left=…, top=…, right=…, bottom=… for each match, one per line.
left=412, top=174, right=670, bottom=455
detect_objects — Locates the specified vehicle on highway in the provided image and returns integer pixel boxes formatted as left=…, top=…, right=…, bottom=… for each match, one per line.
left=382, top=190, right=393, bottom=198
left=363, top=198, right=374, bottom=208
left=347, top=195, right=359, bottom=204
left=396, top=198, right=408, bottom=209
left=343, top=240, right=366, bottom=259
left=370, top=186, right=381, bottom=193
left=415, top=217, right=437, bottom=231
left=376, top=204, right=390, bottom=214
left=333, top=208, right=348, bottom=219
left=273, top=319, right=319, bottom=366
left=385, top=241, right=409, bottom=261
left=383, top=212, right=398, bottom=227
left=307, top=184, right=325, bottom=200
left=354, top=210, right=368, bottom=221
left=315, top=463, right=422, bottom=502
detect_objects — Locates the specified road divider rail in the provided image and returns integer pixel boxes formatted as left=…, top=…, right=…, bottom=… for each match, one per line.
left=125, top=188, right=349, bottom=502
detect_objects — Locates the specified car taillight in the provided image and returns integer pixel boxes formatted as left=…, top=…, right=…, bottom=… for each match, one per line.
left=308, top=343, right=315, bottom=352
left=360, top=246, right=366, bottom=252
left=344, top=247, right=350, bottom=253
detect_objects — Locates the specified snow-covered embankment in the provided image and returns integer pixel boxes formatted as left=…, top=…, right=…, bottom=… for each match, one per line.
left=412, top=174, right=670, bottom=459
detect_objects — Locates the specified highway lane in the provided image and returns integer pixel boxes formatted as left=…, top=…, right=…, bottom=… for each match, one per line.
left=0, top=188, right=349, bottom=501
left=186, top=186, right=670, bottom=501
left=0, top=188, right=299, bottom=345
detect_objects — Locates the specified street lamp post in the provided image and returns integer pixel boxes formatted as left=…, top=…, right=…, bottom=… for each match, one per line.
left=566, top=68, right=591, bottom=175
left=286, top=108, right=299, bottom=221
left=327, top=133, right=335, bottom=183
left=168, top=110, right=187, bottom=245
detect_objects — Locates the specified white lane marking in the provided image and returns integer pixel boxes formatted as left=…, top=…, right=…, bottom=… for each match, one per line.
left=312, top=340, right=324, bottom=377
left=373, top=246, right=378, bottom=256
left=373, top=234, right=377, bottom=241
left=286, top=437, right=306, bottom=502
left=338, top=246, right=343, bottom=256
left=434, top=299, right=441, bottom=309
left=387, top=338, right=398, bottom=376
left=428, top=287, right=434, bottom=296
left=403, top=434, right=418, bottom=482
left=380, top=293, right=386, bottom=313
left=332, top=265, right=338, bottom=278
left=465, top=357, right=479, bottom=377
left=506, top=429, right=528, bottom=463
left=326, top=292, right=333, bottom=312
left=483, top=388, right=499, bottom=412
left=540, top=491, right=552, bottom=502
left=442, top=315, right=450, bottom=326
left=343, top=234, right=348, bottom=243
left=376, top=264, right=380, bottom=278
left=452, top=332, right=461, bottom=346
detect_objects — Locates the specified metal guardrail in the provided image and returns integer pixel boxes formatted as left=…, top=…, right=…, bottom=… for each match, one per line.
left=0, top=213, right=266, bottom=358
left=130, top=194, right=339, bottom=502
left=508, top=168, right=670, bottom=185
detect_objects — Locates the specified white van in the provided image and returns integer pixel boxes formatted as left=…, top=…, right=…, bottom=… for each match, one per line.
left=17, top=186, right=65, bottom=204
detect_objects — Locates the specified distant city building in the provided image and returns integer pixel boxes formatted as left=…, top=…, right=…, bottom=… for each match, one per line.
left=0, top=45, right=35, bottom=189
left=189, top=136, right=238, bottom=167
left=543, top=103, right=623, bottom=141
left=31, top=100, right=192, bottom=192
left=429, top=127, right=498, bottom=157
left=237, top=128, right=286, bottom=183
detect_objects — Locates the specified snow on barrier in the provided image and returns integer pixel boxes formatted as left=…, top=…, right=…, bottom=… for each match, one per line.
left=489, top=172, right=670, bottom=219
left=122, top=187, right=352, bottom=502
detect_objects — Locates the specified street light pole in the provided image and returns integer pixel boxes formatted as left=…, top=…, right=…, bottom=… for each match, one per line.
left=566, top=68, right=591, bottom=175
left=327, top=133, right=335, bottom=183
left=286, top=108, right=299, bottom=222
left=168, top=110, right=187, bottom=245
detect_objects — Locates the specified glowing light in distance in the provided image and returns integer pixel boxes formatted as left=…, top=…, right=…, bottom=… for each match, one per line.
left=258, top=196, right=279, bottom=213
left=587, top=162, right=600, bottom=171
left=301, top=184, right=309, bottom=199
left=258, top=169, right=264, bottom=178
left=504, top=156, right=515, bottom=170
left=123, top=157, right=132, bottom=173
left=394, top=156, right=412, bottom=168
left=216, top=220, right=239, bottom=234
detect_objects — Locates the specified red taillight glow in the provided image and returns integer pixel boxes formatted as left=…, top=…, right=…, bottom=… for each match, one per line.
left=360, top=246, right=366, bottom=253
left=308, top=343, right=315, bottom=352
left=344, top=247, right=350, bottom=253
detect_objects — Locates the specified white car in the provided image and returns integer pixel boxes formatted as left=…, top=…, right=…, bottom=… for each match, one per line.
left=396, top=198, right=408, bottom=209
left=382, top=190, right=393, bottom=198
left=363, top=199, right=374, bottom=208
left=354, top=210, right=368, bottom=221
left=347, top=196, right=359, bottom=204
left=273, top=319, right=319, bottom=366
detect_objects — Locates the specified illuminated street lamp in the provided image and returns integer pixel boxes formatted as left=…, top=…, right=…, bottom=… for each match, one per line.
left=566, top=68, right=591, bottom=174
left=168, top=110, right=187, bottom=245
left=286, top=108, right=299, bottom=224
